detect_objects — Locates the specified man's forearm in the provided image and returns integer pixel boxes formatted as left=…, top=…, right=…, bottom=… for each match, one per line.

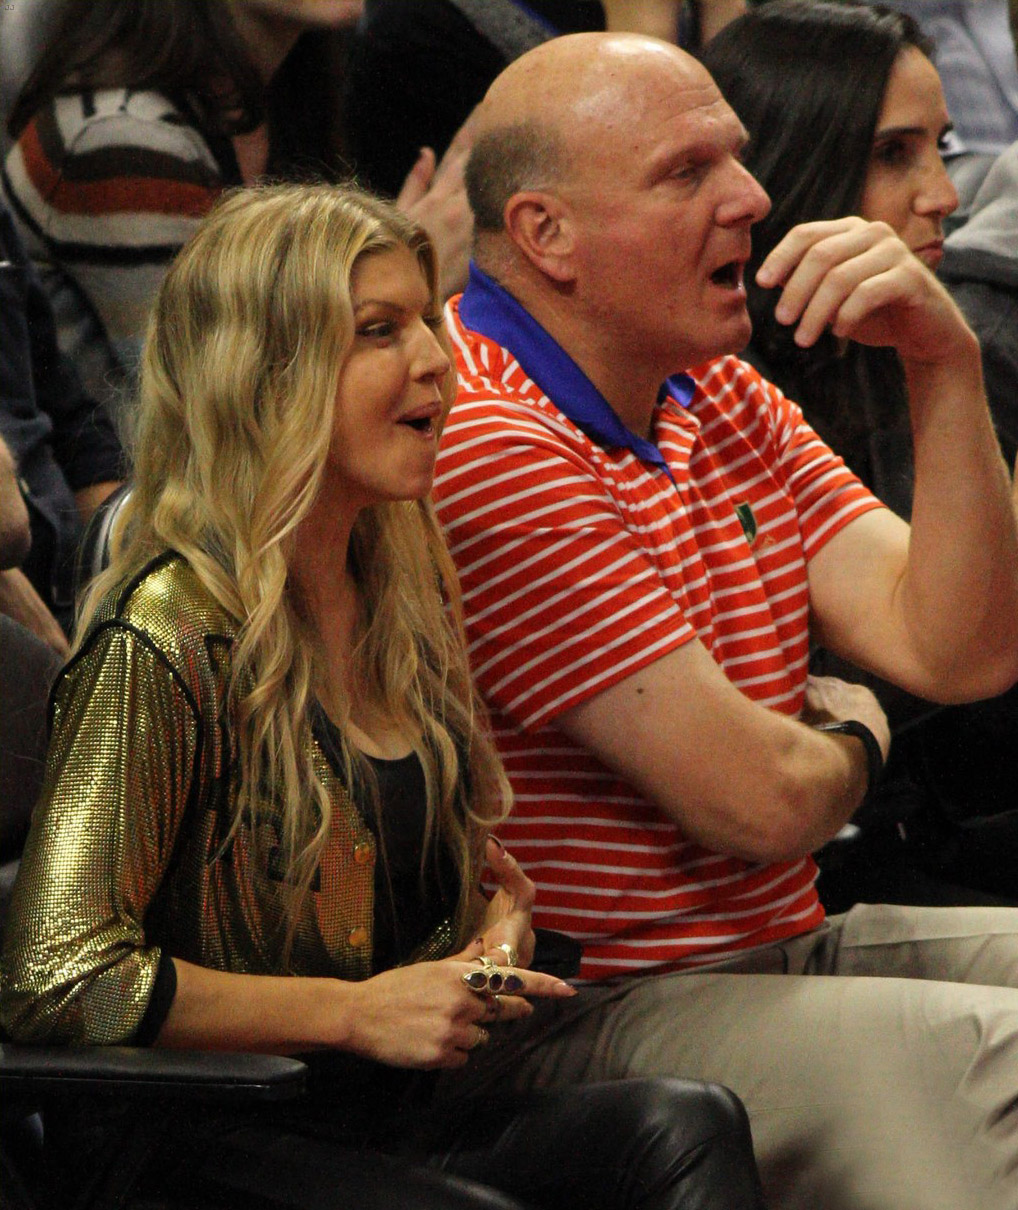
left=901, top=337, right=1018, bottom=696
left=769, top=219, right=1018, bottom=701
left=557, top=645, right=890, bottom=865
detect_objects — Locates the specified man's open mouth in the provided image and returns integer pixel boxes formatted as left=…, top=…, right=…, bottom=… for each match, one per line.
left=710, top=261, right=744, bottom=288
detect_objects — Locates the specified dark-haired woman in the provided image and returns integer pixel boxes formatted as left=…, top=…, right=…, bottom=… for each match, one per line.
left=702, top=0, right=962, bottom=514
left=701, top=0, right=1018, bottom=906
left=2, top=0, right=472, bottom=421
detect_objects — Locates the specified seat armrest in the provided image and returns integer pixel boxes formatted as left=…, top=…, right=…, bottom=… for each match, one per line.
left=0, top=1043, right=306, bottom=1103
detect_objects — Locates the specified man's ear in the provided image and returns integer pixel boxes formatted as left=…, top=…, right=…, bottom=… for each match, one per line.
left=503, top=191, right=576, bottom=283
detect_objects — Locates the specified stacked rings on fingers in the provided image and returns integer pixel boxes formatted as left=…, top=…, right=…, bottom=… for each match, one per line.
left=483, top=956, right=525, bottom=994
left=461, top=957, right=525, bottom=996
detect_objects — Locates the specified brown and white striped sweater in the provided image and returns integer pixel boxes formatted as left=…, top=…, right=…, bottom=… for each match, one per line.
left=2, top=89, right=236, bottom=411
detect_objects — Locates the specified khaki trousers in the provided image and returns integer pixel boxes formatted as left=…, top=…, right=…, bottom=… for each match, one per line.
left=440, top=904, right=1018, bottom=1210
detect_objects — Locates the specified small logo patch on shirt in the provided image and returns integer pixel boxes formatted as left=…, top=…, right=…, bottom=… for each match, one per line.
left=734, top=501, right=758, bottom=545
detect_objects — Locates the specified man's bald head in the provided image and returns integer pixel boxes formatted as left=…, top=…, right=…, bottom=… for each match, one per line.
left=465, top=33, right=719, bottom=235
left=460, top=31, right=768, bottom=394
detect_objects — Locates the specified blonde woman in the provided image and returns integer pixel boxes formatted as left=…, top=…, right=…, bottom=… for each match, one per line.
left=0, top=184, right=766, bottom=1210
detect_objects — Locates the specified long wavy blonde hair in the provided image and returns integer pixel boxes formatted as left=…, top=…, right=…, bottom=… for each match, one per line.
left=77, top=183, right=510, bottom=949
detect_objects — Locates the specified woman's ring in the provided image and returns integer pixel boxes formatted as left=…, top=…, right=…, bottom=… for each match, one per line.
left=462, top=968, right=490, bottom=993
left=480, top=956, right=504, bottom=993
left=470, top=1025, right=490, bottom=1050
left=496, top=943, right=518, bottom=967
left=461, top=958, right=516, bottom=996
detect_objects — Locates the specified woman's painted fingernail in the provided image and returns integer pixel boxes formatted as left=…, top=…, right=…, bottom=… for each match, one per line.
left=489, top=835, right=507, bottom=853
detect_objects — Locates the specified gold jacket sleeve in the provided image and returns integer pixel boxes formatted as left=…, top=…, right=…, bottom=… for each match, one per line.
left=0, top=622, right=199, bottom=1043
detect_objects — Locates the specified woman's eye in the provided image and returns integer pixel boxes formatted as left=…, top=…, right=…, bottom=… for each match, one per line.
left=872, top=138, right=909, bottom=168
left=358, top=321, right=396, bottom=340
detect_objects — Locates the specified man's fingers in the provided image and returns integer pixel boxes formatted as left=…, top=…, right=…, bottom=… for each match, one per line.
left=770, top=229, right=902, bottom=338
left=441, top=107, right=479, bottom=163
left=427, top=144, right=470, bottom=200
left=763, top=225, right=923, bottom=350
left=801, top=675, right=891, bottom=761
left=758, top=217, right=900, bottom=329
left=756, top=217, right=870, bottom=287
left=773, top=228, right=894, bottom=320
left=793, top=253, right=907, bottom=348
left=826, top=267, right=921, bottom=341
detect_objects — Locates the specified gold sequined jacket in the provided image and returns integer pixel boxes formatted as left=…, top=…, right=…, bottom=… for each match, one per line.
left=0, top=554, right=454, bottom=1044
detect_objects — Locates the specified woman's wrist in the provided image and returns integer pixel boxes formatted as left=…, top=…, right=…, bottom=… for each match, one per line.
left=307, top=974, right=364, bottom=1054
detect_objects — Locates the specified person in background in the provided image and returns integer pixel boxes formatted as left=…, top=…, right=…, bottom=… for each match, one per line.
left=0, top=181, right=767, bottom=1210
left=0, top=431, right=62, bottom=913
left=345, top=0, right=745, bottom=200
left=702, top=1, right=958, bottom=510
left=2, top=0, right=474, bottom=422
left=0, top=201, right=123, bottom=647
left=940, top=0, right=1018, bottom=459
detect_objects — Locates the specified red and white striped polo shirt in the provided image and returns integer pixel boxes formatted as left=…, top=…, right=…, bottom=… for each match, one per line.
left=434, top=277, right=883, bottom=981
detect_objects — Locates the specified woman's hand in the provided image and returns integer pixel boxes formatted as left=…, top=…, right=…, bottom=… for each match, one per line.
left=339, top=936, right=575, bottom=1070
left=158, top=840, right=573, bottom=1067
left=476, top=836, right=538, bottom=970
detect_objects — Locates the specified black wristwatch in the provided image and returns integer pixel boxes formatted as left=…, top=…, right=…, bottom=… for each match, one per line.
left=814, top=720, right=885, bottom=801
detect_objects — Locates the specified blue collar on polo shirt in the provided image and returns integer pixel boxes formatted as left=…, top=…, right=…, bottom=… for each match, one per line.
left=459, top=263, right=696, bottom=484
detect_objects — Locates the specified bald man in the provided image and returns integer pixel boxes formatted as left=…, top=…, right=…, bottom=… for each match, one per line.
left=432, top=30, right=1018, bottom=1210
